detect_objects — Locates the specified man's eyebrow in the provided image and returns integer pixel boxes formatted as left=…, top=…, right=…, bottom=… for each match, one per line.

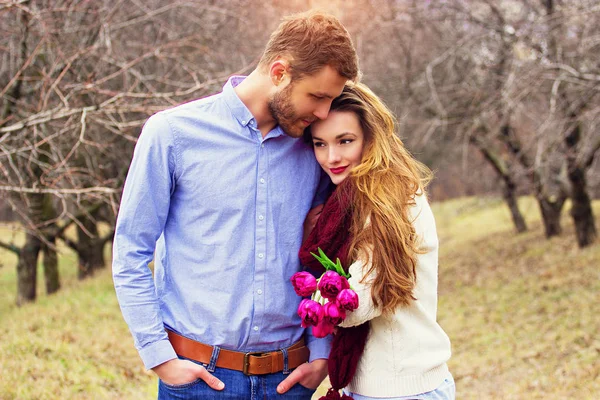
left=312, top=92, right=334, bottom=99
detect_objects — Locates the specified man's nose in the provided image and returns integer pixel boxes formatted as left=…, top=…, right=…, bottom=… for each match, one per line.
left=313, top=103, right=330, bottom=120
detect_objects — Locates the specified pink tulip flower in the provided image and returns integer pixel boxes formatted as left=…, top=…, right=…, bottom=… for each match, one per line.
left=341, top=276, right=350, bottom=290
left=290, top=271, right=318, bottom=297
left=318, top=271, right=344, bottom=301
left=336, top=288, right=359, bottom=312
left=297, top=299, right=323, bottom=328
left=311, top=317, right=335, bottom=338
left=323, top=300, right=346, bottom=326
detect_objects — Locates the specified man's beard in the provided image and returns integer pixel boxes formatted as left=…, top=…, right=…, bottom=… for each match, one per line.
left=267, top=84, right=304, bottom=138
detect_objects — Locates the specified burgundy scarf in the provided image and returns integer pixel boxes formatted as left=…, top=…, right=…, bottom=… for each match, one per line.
left=299, top=181, right=370, bottom=400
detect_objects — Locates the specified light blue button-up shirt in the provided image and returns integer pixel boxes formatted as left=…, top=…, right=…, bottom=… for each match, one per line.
left=112, top=77, right=331, bottom=370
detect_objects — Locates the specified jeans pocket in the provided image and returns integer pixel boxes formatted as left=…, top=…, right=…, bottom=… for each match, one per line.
left=292, top=382, right=317, bottom=396
left=161, top=378, right=203, bottom=390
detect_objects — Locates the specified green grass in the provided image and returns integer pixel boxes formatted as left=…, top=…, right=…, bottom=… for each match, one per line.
left=1, top=197, right=599, bottom=399
left=0, top=226, right=155, bottom=400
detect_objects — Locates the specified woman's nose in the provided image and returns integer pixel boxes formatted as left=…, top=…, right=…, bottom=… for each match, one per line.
left=328, top=147, right=341, bottom=163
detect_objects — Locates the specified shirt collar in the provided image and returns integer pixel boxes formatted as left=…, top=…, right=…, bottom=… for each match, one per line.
left=222, top=76, right=256, bottom=128
left=222, top=76, right=287, bottom=139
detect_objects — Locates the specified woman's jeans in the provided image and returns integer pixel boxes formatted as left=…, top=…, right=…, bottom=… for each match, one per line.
left=342, top=374, right=456, bottom=400
left=157, top=364, right=316, bottom=399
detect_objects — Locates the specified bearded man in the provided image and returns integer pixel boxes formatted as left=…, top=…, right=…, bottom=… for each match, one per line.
left=112, top=10, right=359, bottom=400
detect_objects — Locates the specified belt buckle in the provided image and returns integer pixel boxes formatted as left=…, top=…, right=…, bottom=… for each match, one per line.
left=243, top=351, right=264, bottom=375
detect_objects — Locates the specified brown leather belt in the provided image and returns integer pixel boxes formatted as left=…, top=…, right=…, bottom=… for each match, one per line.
left=167, top=330, right=309, bottom=375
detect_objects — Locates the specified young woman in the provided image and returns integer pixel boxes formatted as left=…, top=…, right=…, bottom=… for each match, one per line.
left=299, top=83, right=455, bottom=400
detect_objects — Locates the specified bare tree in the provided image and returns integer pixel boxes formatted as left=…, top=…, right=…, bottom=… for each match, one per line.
left=0, top=0, right=268, bottom=304
left=1, top=1, right=598, bottom=306
left=541, top=0, right=599, bottom=247
left=351, top=0, right=598, bottom=243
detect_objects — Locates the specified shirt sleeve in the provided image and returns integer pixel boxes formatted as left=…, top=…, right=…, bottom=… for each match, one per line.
left=112, top=113, right=179, bottom=370
left=338, top=259, right=383, bottom=327
left=305, top=326, right=333, bottom=361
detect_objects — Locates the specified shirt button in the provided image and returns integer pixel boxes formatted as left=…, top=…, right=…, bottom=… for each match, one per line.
left=258, top=215, right=264, bottom=221
left=242, top=120, right=246, bottom=124
left=259, top=178, right=265, bottom=184
left=261, top=144, right=265, bottom=148
left=253, top=326, right=259, bottom=331
left=258, top=253, right=264, bottom=259
left=257, top=289, right=263, bottom=295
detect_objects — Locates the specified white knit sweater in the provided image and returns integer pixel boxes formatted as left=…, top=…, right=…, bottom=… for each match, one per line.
left=338, top=193, right=451, bottom=397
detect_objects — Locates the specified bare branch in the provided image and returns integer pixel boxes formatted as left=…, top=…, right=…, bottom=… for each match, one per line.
left=0, top=240, right=20, bottom=255
left=0, top=186, right=120, bottom=195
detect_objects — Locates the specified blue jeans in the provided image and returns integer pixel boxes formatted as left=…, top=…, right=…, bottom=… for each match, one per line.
left=342, top=374, right=455, bottom=400
left=157, top=363, right=316, bottom=399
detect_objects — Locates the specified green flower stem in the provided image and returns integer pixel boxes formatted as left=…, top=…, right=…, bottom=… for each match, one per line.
left=311, top=247, right=351, bottom=279
left=313, top=288, right=325, bottom=305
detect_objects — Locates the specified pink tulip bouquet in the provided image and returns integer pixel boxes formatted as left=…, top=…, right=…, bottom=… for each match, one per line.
left=291, top=248, right=359, bottom=338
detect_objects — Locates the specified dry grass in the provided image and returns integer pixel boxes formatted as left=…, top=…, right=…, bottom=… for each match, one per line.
left=0, top=196, right=598, bottom=399
left=435, top=197, right=600, bottom=399
left=0, top=225, right=155, bottom=399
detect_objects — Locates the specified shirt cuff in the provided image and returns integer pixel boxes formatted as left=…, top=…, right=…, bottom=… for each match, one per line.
left=138, top=339, right=178, bottom=370
left=306, top=333, right=333, bottom=362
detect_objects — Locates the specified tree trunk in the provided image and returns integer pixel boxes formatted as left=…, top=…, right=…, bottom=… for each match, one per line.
left=42, top=239, right=60, bottom=294
left=16, top=189, right=46, bottom=305
left=569, top=174, right=597, bottom=247
left=566, top=159, right=597, bottom=247
left=532, top=160, right=567, bottom=238
left=16, top=232, right=41, bottom=306
left=470, top=132, right=528, bottom=233
left=537, top=196, right=565, bottom=238
left=498, top=122, right=570, bottom=237
left=77, top=240, right=106, bottom=279
left=41, top=193, right=60, bottom=293
left=6, top=3, right=41, bottom=306
left=77, top=216, right=105, bottom=279
left=91, top=239, right=107, bottom=271
left=565, top=122, right=597, bottom=247
left=502, top=181, right=528, bottom=233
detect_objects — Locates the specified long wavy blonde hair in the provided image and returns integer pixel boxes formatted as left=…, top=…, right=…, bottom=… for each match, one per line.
left=329, top=83, right=432, bottom=313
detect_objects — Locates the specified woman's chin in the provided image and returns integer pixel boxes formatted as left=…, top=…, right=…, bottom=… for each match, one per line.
left=328, top=174, right=348, bottom=185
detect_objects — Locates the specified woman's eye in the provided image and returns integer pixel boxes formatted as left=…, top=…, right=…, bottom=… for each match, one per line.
left=313, top=142, right=325, bottom=147
left=341, top=139, right=353, bottom=145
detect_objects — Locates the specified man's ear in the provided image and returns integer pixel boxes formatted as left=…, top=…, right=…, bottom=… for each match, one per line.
left=269, top=59, right=290, bottom=86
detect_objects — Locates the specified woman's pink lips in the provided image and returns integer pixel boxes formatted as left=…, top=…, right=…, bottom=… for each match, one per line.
left=330, top=166, right=347, bottom=174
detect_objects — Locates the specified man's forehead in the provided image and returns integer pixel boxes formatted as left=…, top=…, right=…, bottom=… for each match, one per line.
left=298, top=67, right=346, bottom=95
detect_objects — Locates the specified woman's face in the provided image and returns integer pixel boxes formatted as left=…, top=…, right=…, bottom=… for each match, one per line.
left=310, top=111, right=365, bottom=185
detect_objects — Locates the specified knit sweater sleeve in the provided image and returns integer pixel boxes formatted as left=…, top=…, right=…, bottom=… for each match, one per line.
left=338, top=258, right=382, bottom=327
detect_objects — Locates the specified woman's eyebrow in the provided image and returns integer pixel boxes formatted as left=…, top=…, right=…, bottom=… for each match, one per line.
left=335, top=132, right=357, bottom=139
left=312, top=132, right=357, bottom=141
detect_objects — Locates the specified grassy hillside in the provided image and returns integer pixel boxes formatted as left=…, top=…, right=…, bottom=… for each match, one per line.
left=0, top=226, right=156, bottom=400
left=0, top=196, right=598, bottom=399
left=435, top=197, right=600, bottom=399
